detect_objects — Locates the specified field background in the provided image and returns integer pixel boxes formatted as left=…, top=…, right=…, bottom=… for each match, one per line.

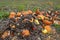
left=0, top=0, right=60, bottom=10
left=0, top=0, right=60, bottom=19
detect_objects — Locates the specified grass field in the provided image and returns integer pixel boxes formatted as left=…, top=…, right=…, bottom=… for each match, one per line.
left=0, top=0, right=60, bottom=19
left=0, top=0, right=60, bottom=10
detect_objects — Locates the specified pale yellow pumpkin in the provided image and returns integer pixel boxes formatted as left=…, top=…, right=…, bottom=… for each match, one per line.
left=42, top=29, right=48, bottom=34
left=44, top=25, right=52, bottom=32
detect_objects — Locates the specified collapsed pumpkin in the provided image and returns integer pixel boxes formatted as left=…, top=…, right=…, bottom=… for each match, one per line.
left=9, top=12, right=16, bottom=18
left=16, top=12, right=21, bottom=17
left=1, top=31, right=10, bottom=39
left=37, top=15, right=45, bottom=20
left=42, top=20, right=52, bottom=25
left=28, top=10, right=32, bottom=14
left=36, top=9, right=40, bottom=14
left=21, top=29, right=30, bottom=37
left=44, top=25, right=52, bottom=32
left=15, top=17, right=20, bottom=22
left=42, top=29, right=48, bottom=34
left=10, top=25, right=16, bottom=29
left=22, top=11, right=29, bottom=16
left=34, top=19, right=40, bottom=25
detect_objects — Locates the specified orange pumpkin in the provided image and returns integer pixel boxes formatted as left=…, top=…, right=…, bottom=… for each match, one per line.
left=43, top=20, right=52, bottom=25
left=37, top=15, right=45, bottom=20
left=2, top=31, right=10, bottom=39
left=9, top=12, right=16, bottom=18
left=22, top=11, right=29, bottom=16
left=36, top=9, right=40, bottom=14
left=44, top=25, right=52, bottom=32
left=28, top=10, right=32, bottom=14
left=15, top=17, right=20, bottom=22
left=22, top=29, right=30, bottom=37
left=17, top=12, right=21, bottom=17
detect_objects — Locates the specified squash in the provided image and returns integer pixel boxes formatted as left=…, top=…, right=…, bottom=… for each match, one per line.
left=34, top=19, right=40, bottom=25
left=10, top=24, right=16, bottom=29
left=37, top=15, right=45, bottom=20
left=43, top=20, right=52, bottom=25
left=9, top=12, right=16, bottom=18
left=28, top=10, right=32, bottom=14
left=22, top=11, right=29, bottom=16
left=17, top=12, right=21, bottom=17
left=36, top=9, right=40, bottom=14
left=29, top=18, right=34, bottom=22
left=1, top=31, right=10, bottom=39
left=15, top=17, right=20, bottom=22
left=21, top=29, right=30, bottom=37
left=44, top=25, right=52, bottom=32
left=42, top=29, right=48, bottom=34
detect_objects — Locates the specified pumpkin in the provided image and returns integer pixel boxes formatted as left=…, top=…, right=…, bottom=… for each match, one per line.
left=43, top=20, right=52, bottom=25
left=42, top=29, right=48, bottom=34
left=2, top=31, right=10, bottom=39
left=29, top=18, right=34, bottom=22
left=9, top=12, right=16, bottom=18
left=17, top=12, right=21, bottom=17
left=22, top=11, right=29, bottom=16
left=34, top=19, right=40, bottom=25
left=28, top=10, right=32, bottom=14
left=10, top=24, right=16, bottom=29
left=44, top=25, right=52, bottom=32
left=37, top=15, right=45, bottom=20
left=44, top=17, right=49, bottom=20
left=15, top=17, right=20, bottom=22
left=36, top=9, right=40, bottom=14
left=21, top=29, right=30, bottom=37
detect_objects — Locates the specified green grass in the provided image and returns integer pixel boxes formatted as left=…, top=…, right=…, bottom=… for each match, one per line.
left=0, top=11, right=9, bottom=19
left=0, top=0, right=60, bottom=19
left=52, top=24, right=60, bottom=33
left=0, top=0, right=60, bottom=10
left=53, top=24, right=60, bottom=28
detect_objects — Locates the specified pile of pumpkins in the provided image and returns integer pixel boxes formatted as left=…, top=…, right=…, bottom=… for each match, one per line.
left=8, top=9, right=55, bottom=34
left=1, top=9, right=60, bottom=40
